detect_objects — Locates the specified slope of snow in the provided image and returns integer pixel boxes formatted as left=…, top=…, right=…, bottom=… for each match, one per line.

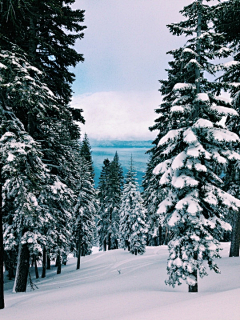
left=1, top=243, right=240, bottom=320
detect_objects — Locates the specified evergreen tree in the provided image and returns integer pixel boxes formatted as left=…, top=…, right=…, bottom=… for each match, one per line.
left=97, top=159, right=111, bottom=251
left=212, top=0, right=240, bottom=257
left=152, top=0, right=240, bottom=292
left=80, top=134, right=95, bottom=181
left=119, top=159, right=147, bottom=255
left=0, top=47, right=78, bottom=289
left=0, top=48, right=53, bottom=291
left=72, top=157, right=98, bottom=269
left=0, top=0, right=86, bottom=106
left=142, top=153, right=166, bottom=246
left=108, top=152, right=124, bottom=249
left=97, top=153, right=124, bottom=251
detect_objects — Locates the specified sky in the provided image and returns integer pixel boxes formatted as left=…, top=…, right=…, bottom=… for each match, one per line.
left=70, top=0, right=191, bottom=140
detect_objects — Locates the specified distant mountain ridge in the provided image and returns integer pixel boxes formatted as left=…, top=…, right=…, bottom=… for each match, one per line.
left=90, top=139, right=153, bottom=149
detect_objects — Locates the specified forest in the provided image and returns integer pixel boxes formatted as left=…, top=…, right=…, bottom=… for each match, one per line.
left=1, top=0, right=240, bottom=313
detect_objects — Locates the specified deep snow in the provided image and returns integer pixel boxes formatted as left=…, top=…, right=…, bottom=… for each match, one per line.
left=1, top=243, right=240, bottom=320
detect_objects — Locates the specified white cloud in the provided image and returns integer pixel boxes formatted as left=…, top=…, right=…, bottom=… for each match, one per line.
left=71, top=90, right=160, bottom=140
left=72, top=0, right=190, bottom=94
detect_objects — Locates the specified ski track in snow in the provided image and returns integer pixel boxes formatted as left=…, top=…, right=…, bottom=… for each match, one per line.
left=1, top=243, right=240, bottom=320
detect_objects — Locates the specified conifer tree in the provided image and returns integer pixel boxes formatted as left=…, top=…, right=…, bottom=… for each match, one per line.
left=119, top=159, right=147, bottom=255
left=108, top=152, right=124, bottom=249
left=97, top=154, right=123, bottom=250
left=212, top=0, right=240, bottom=257
left=152, top=0, right=240, bottom=292
left=142, top=153, right=165, bottom=246
left=80, top=134, right=95, bottom=181
left=0, top=48, right=78, bottom=289
left=0, top=0, right=86, bottom=106
left=97, top=159, right=111, bottom=251
left=73, top=157, right=98, bottom=269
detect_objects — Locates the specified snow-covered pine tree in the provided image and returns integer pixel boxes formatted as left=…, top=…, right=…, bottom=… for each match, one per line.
left=108, top=152, right=124, bottom=249
left=119, top=158, right=147, bottom=255
left=72, top=157, right=98, bottom=269
left=0, top=116, right=48, bottom=292
left=0, top=48, right=57, bottom=291
left=152, top=0, right=240, bottom=292
left=80, top=134, right=94, bottom=181
left=212, top=0, right=240, bottom=257
left=0, top=47, right=77, bottom=288
left=97, top=154, right=123, bottom=251
left=38, top=174, right=74, bottom=275
left=0, top=0, right=86, bottom=107
left=97, top=159, right=111, bottom=251
left=142, top=44, right=198, bottom=247
left=142, top=152, right=168, bottom=246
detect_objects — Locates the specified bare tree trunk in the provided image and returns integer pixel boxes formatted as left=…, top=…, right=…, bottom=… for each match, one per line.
left=0, top=164, right=4, bottom=309
left=229, top=210, right=240, bottom=257
left=34, top=255, right=39, bottom=279
left=158, top=225, right=163, bottom=245
left=134, top=249, right=137, bottom=256
left=41, top=246, right=46, bottom=278
left=13, top=242, right=30, bottom=292
left=76, top=238, right=81, bottom=270
left=108, top=233, right=112, bottom=250
left=103, top=239, right=107, bottom=251
left=56, top=251, right=61, bottom=274
left=47, top=250, right=51, bottom=269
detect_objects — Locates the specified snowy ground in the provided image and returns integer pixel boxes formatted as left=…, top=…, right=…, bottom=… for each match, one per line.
left=1, top=243, right=240, bottom=320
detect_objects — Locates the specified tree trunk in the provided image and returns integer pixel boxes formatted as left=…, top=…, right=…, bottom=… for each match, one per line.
left=188, top=270, right=198, bottom=293
left=108, top=233, right=111, bottom=250
left=76, top=239, right=81, bottom=270
left=229, top=210, right=240, bottom=257
left=47, top=250, right=51, bottom=270
left=103, top=239, right=107, bottom=251
left=56, top=251, right=61, bottom=274
left=158, top=225, right=162, bottom=245
left=41, top=246, right=46, bottom=278
left=0, top=164, right=4, bottom=309
left=13, top=243, right=30, bottom=292
left=135, top=249, right=137, bottom=256
left=34, top=255, right=39, bottom=279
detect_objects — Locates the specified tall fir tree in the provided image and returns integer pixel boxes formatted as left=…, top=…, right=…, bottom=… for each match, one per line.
left=97, top=159, right=111, bottom=251
left=119, top=158, right=147, bottom=255
left=212, top=0, right=240, bottom=257
left=0, top=47, right=79, bottom=290
left=97, top=153, right=124, bottom=251
left=80, top=134, right=95, bottom=181
left=73, top=156, right=98, bottom=269
left=151, top=0, right=240, bottom=292
left=142, top=153, right=167, bottom=246
left=0, top=0, right=86, bottom=106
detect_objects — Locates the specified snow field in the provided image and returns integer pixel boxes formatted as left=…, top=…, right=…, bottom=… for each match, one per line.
left=1, top=243, right=240, bottom=320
